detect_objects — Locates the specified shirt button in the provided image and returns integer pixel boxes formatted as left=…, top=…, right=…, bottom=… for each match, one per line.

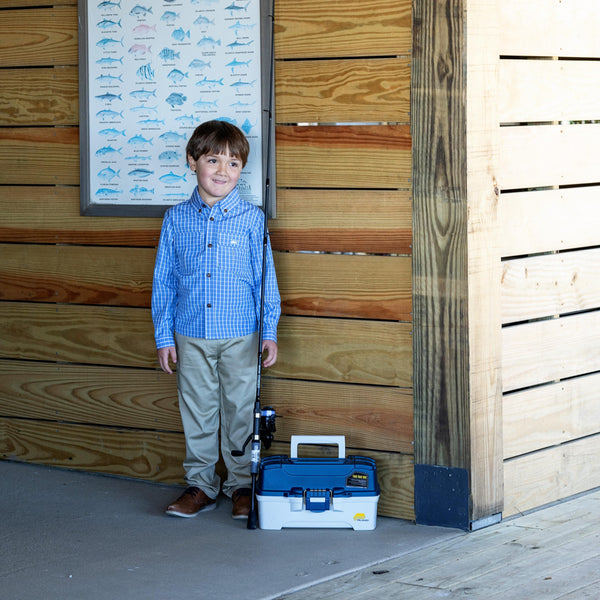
left=224, top=208, right=228, bottom=213
left=210, top=217, right=214, bottom=221
left=207, top=243, right=213, bottom=248
left=207, top=304, right=212, bottom=308
left=206, top=273, right=211, bottom=277
left=198, top=209, right=202, bottom=213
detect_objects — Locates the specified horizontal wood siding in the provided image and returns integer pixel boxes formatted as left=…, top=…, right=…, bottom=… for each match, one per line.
left=0, top=0, right=414, bottom=520
left=499, top=1, right=600, bottom=515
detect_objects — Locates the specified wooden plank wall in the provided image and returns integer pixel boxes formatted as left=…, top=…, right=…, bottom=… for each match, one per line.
left=498, top=0, right=600, bottom=516
left=0, top=0, right=414, bottom=519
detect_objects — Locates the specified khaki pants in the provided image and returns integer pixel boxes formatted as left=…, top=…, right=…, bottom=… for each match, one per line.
left=175, top=332, right=258, bottom=499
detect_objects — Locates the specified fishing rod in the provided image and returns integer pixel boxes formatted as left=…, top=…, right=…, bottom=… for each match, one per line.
left=231, top=0, right=276, bottom=530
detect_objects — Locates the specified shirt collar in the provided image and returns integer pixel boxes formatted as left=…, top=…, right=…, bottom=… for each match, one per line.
left=190, top=186, right=241, bottom=214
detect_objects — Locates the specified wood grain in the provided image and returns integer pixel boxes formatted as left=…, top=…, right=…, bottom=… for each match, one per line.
left=0, top=418, right=415, bottom=518
left=500, top=0, right=600, bottom=58
left=0, top=186, right=163, bottom=247
left=499, top=123, right=600, bottom=190
left=504, top=433, right=600, bottom=517
left=0, top=127, right=79, bottom=185
left=0, top=360, right=413, bottom=453
left=499, top=186, right=600, bottom=258
left=275, top=252, right=412, bottom=321
left=499, top=59, right=600, bottom=124
left=275, top=125, right=411, bottom=189
left=0, top=6, right=77, bottom=67
left=0, top=243, right=155, bottom=307
left=501, top=248, right=600, bottom=324
left=502, top=311, right=600, bottom=392
left=276, top=58, right=410, bottom=124
left=272, top=316, right=413, bottom=387
left=0, top=66, right=78, bottom=126
left=275, top=0, right=411, bottom=59
left=269, top=188, right=412, bottom=254
left=503, top=372, right=600, bottom=459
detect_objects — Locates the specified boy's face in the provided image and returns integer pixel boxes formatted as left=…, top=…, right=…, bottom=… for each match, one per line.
left=188, top=150, right=243, bottom=207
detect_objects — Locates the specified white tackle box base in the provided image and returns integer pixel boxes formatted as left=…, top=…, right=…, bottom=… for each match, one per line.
left=257, top=492, right=379, bottom=530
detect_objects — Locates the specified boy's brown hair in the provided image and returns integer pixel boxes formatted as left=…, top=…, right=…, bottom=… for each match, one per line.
left=186, top=119, right=250, bottom=167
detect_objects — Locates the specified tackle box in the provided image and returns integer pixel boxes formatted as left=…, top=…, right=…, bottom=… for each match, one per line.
left=256, top=436, right=380, bottom=530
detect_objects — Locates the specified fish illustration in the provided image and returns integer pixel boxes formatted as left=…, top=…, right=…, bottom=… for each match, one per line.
left=167, top=69, right=188, bottom=83
left=136, top=63, right=155, bottom=80
left=158, top=47, right=181, bottom=61
left=159, top=171, right=187, bottom=184
left=96, top=109, right=124, bottom=120
left=159, top=131, right=187, bottom=143
left=132, top=24, right=156, bottom=34
left=171, top=28, right=190, bottom=42
left=137, top=118, right=165, bottom=126
left=128, top=134, right=153, bottom=146
left=189, top=59, right=211, bottom=70
left=97, top=1, right=121, bottom=10
left=194, top=15, right=215, bottom=26
left=195, top=76, right=224, bottom=88
left=95, top=188, right=121, bottom=196
left=196, top=36, right=221, bottom=47
left=99, top=128, right=126, bottom=137
left=230, top=79, right=255, bottom=88
left=96, top=73, right=123, bottom=83
left=229, top=100, right=256, bottom=108
left=193, top=99, right=218, bottom=109
left=96, top=57, right=123, bottom=66
left=130, top=104, right=158, bottom=113
left=158, top=150, right=181, bottom=162
left=129, top=89, right=157, bottom=100
left=229, top=20, right=256, bottom=34
left=227, top=40, right=254, bottom=49
left=97, top=19, right=121, bottom=29
left=96, top=37, right=124, bottom=48
left=226, top=58, right=251, bottom=71
left=174, top=114, right=196, bottom=126
left=96, top=92, right=122, bottom=102
left=98, top=167, right=120, bottom=181
left=130, top=185, right=155, bottom=195
left=161, top=11, right=179, bottom=22
left=226, top=2, right=250, bottom=15
left=129, top=44, right=151, bottom=55
left=165, top=93, right=186, bottom=107
left=124, top=155, right=148, bottom=162
left=240, top=118, right=255, bottom=134
left=163, top=192, right=188, bottom=199
left=130, top=5, right=153, bottom=16
left=95, top=145, right=122, bottom=156
left=129, top=168, right=154, bottom=178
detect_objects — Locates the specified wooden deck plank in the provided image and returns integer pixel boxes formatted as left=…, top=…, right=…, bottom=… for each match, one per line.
left=279, top=489, right=600, bottom=600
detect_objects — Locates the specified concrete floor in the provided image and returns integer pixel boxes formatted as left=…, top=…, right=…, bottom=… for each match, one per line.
left=0, top=460, right=460, bottom=600
left=4, top=460, right=598, bottom=600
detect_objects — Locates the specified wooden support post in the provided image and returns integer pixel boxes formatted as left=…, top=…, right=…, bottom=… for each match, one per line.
left=412, top=0, right=503, bottom=530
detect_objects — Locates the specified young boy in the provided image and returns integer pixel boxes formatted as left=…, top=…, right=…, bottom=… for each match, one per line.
left=152, top=120, right=281, bottom=519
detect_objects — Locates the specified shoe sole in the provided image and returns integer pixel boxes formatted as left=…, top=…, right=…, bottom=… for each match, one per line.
left=232, top=512, right=249, bottom=520
left=165, top=501, right=217, bottom=518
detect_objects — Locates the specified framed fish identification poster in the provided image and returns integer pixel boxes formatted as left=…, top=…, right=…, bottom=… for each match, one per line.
left=79, top=0, right=274, bottom=217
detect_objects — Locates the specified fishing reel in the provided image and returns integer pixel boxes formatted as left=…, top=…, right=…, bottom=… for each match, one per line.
left=232, top=406, right=276, bottom=456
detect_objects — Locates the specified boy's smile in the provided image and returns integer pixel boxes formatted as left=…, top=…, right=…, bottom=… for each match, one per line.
left=188, top=151, right=243, bottom=207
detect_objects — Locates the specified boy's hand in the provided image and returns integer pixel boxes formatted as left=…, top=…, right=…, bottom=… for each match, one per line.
left=158, top=346, right=177, bottom=374
left=262, top=340, right=278, bottom=368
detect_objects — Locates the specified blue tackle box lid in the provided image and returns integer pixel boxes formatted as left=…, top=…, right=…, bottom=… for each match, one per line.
left=257, top=455, right=380, bottom=497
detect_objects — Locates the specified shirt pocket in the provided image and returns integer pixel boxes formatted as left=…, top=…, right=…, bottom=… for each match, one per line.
left=174, top=230, right=206, bottom=276
left=216, top=232, right=252, bottom=280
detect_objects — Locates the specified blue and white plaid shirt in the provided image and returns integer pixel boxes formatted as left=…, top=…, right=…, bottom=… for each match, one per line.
left=152, top=186, right=281, bottom=349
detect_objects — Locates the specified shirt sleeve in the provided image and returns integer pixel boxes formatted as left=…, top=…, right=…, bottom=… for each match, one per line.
left=251, top=213, right=281, bottom=343
left=151, top=210, right=178, bottom=349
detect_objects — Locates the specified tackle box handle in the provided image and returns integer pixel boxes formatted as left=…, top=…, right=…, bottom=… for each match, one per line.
left=290, top=435, right=346, bottom=459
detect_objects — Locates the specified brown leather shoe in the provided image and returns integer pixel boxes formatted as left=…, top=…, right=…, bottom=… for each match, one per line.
left=231, top=488, right=252, bottom=520
left=165, top=486, right=216, bottom=518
